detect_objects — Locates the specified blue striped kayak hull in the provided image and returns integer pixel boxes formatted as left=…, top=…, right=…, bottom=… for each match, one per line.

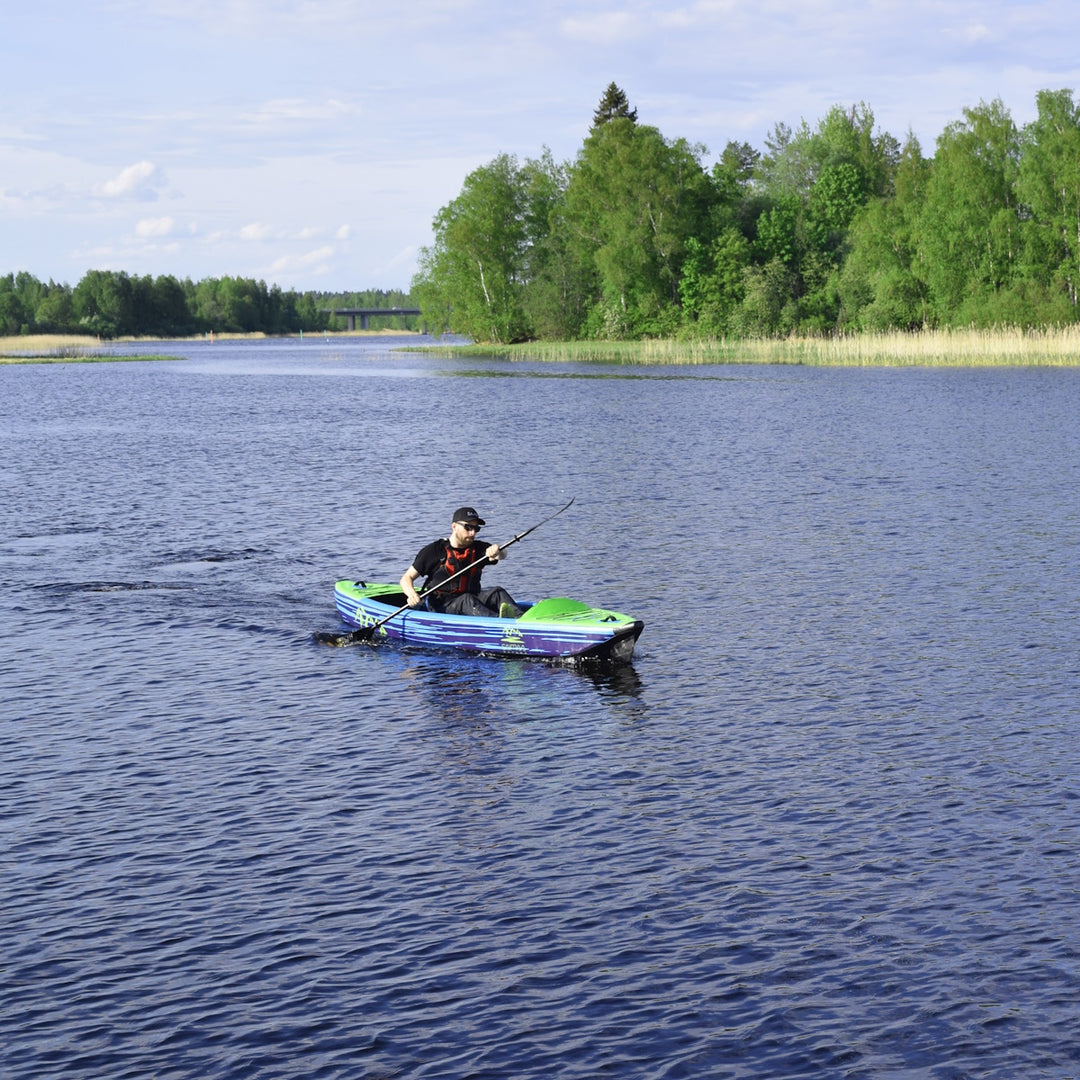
left=333, top=581, right=643, bottom=663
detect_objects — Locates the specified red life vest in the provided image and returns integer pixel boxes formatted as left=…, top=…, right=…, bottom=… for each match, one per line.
left=433, top=541, right=484, bottom=596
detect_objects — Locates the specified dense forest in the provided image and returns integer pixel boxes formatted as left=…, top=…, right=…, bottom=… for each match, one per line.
left=0, top=273, right=420, bottom=338
left=413, top=83, right=1080, bottom=342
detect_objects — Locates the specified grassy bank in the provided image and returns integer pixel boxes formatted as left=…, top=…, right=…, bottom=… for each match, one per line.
left=0, top=334, right=175, bottom=364
left=416, top=326, right=1080, bottom=366
left=0, top=327, right=424, bottom=364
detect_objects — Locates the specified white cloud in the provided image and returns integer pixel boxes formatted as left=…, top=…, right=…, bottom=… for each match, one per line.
left=335, top=223, right=351, bottom=240
left=136, top=216, right=175, bottom=237
left=240, top=221, right=272, bottom=240
left=298, top=244, right=335, bottom=265
left=101, top=160, right=159, bottom=199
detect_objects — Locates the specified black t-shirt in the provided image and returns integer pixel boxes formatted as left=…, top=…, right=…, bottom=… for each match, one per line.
left=412, top=538, right=488, bottom=596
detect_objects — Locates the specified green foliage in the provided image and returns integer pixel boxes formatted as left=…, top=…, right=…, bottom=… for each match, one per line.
left=917, top=99, right=1023, bottom=323
left=520, top=152, right=592, bottom=339
left=1017, top=89, right=1080, bottom=308
left=413, top=152, right=539, bottom=342
left=562, top=112, right=714, bottom=337
left=0, top=270, right=347, bottom=338
left=732, top=258, right=798, bottom=336
left=410, top=84, right=1080, bottom=340
left=836, top=133, right=930, bottom=330
left=839, top=199, right=925, bottom=330
left=678, top=229, right=752, bottom=334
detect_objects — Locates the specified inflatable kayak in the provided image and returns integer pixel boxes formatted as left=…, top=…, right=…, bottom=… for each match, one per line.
left=332, top=580, right=644, bottom=663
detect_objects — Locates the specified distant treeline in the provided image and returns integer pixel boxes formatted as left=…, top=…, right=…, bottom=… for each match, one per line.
left=0, top=271, right=420, bottom=337
left=413, top=83, right=1080, bottom=342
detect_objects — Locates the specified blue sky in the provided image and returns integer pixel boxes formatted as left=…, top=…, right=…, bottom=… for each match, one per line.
left=4, top=0, right=1079, bottom=292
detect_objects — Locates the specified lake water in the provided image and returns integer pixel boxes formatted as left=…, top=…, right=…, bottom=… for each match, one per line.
left=3, top=335, right=1079, bottom=1079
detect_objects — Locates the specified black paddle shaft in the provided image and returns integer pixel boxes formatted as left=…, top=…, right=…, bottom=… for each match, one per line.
left=315, top=497, right=575, bottom=646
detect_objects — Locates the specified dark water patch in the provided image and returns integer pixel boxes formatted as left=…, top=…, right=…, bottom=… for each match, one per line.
left=45, top=580, right=196, bottom=594
left=159, top=546, right=268, bottom=565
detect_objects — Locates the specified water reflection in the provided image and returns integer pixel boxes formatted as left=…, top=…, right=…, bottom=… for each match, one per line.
left=439, top=367, right=741, bottom=381
left=377, top=647, right=645, bottom=731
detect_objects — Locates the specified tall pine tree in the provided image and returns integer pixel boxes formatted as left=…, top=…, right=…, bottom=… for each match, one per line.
left=592, top=83, right=638, bottom=127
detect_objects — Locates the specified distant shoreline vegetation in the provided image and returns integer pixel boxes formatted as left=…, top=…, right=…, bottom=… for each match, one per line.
left=11, top=86, right=1080, bottom=356
left=0, top=329, right=419, bottom=364
left=0, top=273, right=423, bottom=339
left=7, top=326, right=1080, bottom=367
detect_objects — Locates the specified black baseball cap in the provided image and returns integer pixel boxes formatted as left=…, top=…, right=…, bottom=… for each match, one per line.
left=452, top=506, right=486, bottom=525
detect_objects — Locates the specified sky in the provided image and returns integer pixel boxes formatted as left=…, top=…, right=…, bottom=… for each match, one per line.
left=4, top=1, right=1080, bottom=293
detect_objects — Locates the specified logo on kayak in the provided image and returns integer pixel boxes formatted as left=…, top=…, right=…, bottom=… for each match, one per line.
left=358, top=612, right=388, bottom=638
left=500, top=626, right=526, bottom=653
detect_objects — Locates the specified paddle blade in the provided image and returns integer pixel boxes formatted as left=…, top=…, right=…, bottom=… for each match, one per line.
left=313, top=626, right=375, bottom=646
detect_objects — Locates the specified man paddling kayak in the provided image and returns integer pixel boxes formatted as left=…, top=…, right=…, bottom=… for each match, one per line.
left=399, top=506, right=525, bottom=618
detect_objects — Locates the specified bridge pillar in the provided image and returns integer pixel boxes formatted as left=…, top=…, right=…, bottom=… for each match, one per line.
left=347, top=314, right=356, bottom=331
left=360, top=313, right=369, bottom=330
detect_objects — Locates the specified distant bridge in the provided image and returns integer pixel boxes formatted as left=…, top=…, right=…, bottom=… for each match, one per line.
left=323, top=307, right=421, bottom=330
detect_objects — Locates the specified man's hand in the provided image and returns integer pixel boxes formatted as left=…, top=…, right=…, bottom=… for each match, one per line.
left=485, top=543, right=503, bottom=562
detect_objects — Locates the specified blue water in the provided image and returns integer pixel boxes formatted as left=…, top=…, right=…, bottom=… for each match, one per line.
left=3, top=337, right=1079, bottom=1079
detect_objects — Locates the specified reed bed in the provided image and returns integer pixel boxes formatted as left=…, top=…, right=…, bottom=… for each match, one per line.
left=0, top=334, right=183, bottom=364
left=0, top=334, right=106, bottom=361
left=419, top=326, right=1080, bottom=366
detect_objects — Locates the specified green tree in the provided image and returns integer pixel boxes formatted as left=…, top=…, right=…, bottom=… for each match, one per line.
left=73, top=270, right=136, bottom=337
left=518, top=150, right=592, bottom=339
left=749, top=104, right=900, bottom=332
left=149, top=275, right=192, bottom=335
left=34, top=283, right=77, bottom=333
left=678, top=143, right=760, bottom=335
left=917, top=98, right=1023, bottom=323
left=838, top=132, right=930, bottom=329
left=708, top=141, right=765, bottom=240
left=563, top=96, right=713, bottom=336
left=754, top=193, right=801, bottom=265
left=732, top=258, right=798, bottom=336
left=1017, top=89, right=1080, bottom=313
left=0, top=275, right=27, bottom=335
left=678, top=229, right=751, bottom=334
left=592, top=82, right=638, bottom=126
left=13, top=272, right=47, bottom=330
left=192, top=277, right=225, bottom=330
left=756, top=120, right=814, bottom=197
left=414, top=153, right=533, bottom=342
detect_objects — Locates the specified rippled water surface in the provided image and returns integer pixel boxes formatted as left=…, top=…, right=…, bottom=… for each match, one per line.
left=3, top=337, right=1079, bottom=1079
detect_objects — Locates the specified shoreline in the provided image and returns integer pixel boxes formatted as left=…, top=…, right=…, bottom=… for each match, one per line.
left=413, top=326, right=1080, bottom=367
left=0, top=328, right=425, bottom=364
left=6, top=326, right=1080, bottom=367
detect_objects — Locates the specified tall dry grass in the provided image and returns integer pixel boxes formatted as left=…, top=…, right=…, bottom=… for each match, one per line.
left=0, top=334, right=105, bottom=358
left=0, top=334, right=181, bottom=363
left=420, top=326, right=1080, bottom=366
